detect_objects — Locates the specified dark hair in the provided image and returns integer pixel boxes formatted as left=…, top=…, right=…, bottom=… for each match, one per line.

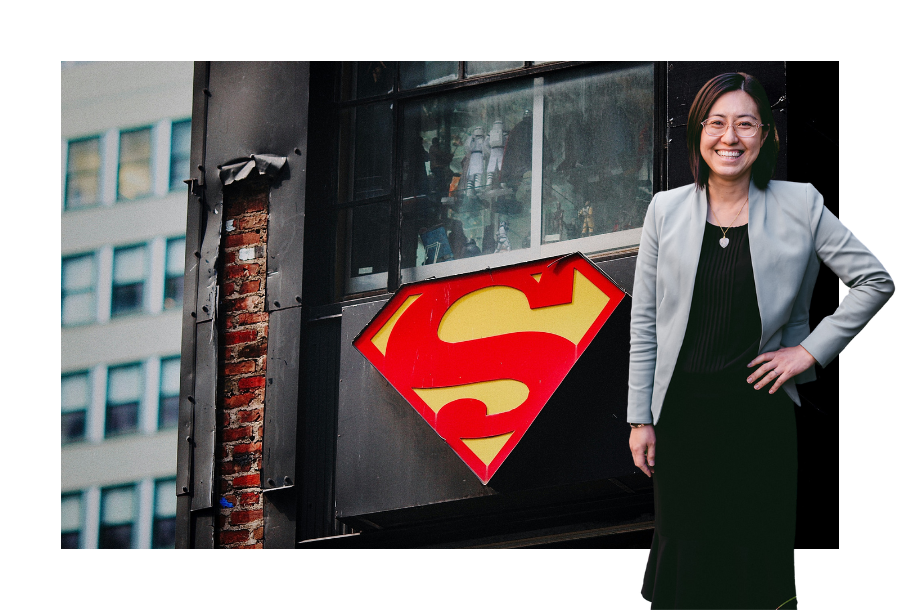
left=686, top=72, right=780, bottom=191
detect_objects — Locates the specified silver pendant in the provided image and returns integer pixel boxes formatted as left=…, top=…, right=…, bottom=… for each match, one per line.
left=719, top=237, right=730, bottom=248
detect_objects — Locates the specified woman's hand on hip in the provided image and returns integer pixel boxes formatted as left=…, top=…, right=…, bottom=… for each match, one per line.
left=629, top=425, right=656, bottom=477
left=747, top=345, right=818, bottom=394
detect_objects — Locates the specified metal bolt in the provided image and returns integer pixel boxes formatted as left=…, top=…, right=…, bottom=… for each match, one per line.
left=185, top=436, right=192, bottom=442
left=274, top=301, right=281, bottom=308
left=187, top=395, right=195, bottom=404
left=267, top=478, right=276, bottom=487
left=294, top=148, right=302, bottom=155
left=283, top=476, right=293, bottom=486
left=182, top=486, right=188, bottom=493
left=295, top=296, right=301, bottom=303
left=202, top=305, right=209, bottom=313
left=197, top=164, right=204, bottom=171
left=202, top=88, right=211, bottom=96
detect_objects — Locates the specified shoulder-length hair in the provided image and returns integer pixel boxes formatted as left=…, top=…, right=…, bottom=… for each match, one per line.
left=686, top=72, right=780, bottom=191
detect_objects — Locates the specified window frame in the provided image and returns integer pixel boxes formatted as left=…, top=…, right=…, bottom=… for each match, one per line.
left=111, top=243, right=149, bottom=317
left=163, top=236, right=186, bottom=311
left=65, top=135, right=102, bottom=210
left=62, top=252, right=97, bottom=327
left=158, top=356, right=181, bottom=430
left=152, top=478, right=177, bottom=548
left=169, top=119, right=192, bottom=192
left=61, top=492, right=83, bottom=549
left=116, top=125, right=154, bottom=202
left=62, top=371, right=91, bottom=444
left=329, top=61, right=664, bottom=301
left=99, top=484, right=137, bottom=549
left=105, top=362, right=143, bottom=438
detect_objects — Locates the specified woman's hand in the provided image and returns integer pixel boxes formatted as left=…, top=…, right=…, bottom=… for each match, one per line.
left=629, top=425, right=656, bottom=477
left=747, top=345, right=817, bottom=394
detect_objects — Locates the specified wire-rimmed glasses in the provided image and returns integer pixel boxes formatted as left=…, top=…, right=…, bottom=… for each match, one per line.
left=701, top=119, right=766, bottom=138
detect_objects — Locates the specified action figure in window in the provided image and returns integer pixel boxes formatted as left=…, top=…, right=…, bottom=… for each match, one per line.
left=578, top=201, right=595, bottom=237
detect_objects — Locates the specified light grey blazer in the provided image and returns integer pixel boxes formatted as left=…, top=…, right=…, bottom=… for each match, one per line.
left=627, top=180, right=894, bottom=425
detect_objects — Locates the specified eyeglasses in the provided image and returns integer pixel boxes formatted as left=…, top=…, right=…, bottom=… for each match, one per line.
left=701, top=119, right=766, bottom=138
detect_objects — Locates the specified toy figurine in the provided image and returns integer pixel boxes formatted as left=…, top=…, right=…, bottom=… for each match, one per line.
left=464, top=126, right=487, bottom=197
left=550, top=200, right=565, bottom=239
left=578, top=201, right=595, bottom=237
left=464, top=238, right=481, bottom=258
left=485, top=119, right=506, bottom=189
left=494, top=220, right=511, bottom=253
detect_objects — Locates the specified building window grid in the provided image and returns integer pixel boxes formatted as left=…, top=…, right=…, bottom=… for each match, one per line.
left=335, top=61, right=657, bottom=298
left=65, top=136, right=102, bottom=210
left=117, top=126, right=154, bottom=201
left=111, top=244, right=148, bottom=317
left=61, top=492, right=82, bottom=549
left=152, top=478, right=177, bottom=548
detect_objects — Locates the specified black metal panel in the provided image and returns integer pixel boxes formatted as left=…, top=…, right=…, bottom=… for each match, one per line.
left=297, top=317, right=351, bottom=541
left=190, top=319, right=217, bottom=511
left=265, top=63, right=310, bottom=311
left=335, top=294, right=637, bottom=527
left=593, top=255, right=637, bottom=296
left=666, top=62, right=787, bottom=190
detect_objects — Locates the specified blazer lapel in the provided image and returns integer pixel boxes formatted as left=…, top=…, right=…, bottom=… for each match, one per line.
left=683, top=186, right=707, bottom=295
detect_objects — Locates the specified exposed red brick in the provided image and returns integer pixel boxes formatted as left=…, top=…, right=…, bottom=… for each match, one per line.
left=231, top=509, right=264, bottom=525
left=224, top=361, right=255, bottom=376
left=223, top=425, right=254, bottom=442
left=226, top=263, right=260, bottom=279
left=225, top=329, right=257, bottom=345
left=223, top=393, right=255, bottom=408
left=220, top=460, right=252, bottom=476
left=224, top=295, right=262, bottom=313
left=220, top=530, right=250, bottom=545
left=238, top=376, right=266, bottom=390
left=230, top=194, right=266, bottom=216
left=233, top=339, right=267, bottom=359
left=225, top=232, right=261, bottom=248
left=237, top=409, right=263, bottom=423
left=233, top=474, right=261, bottom=488
left=241, top=492, right=261, bottom=505
left=232, top=542, right=264, bottom=549
left=239, top=213, right=268, bottom=230
left=237, top=312, right=268, bottom=325
left=240, top=279, right=261, bottom=294
left=232, top=442, right=263, bottom=455
left=252, top=526, right=265, bottom=541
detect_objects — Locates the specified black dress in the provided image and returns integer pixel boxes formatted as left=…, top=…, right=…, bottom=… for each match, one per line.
left=641, top=222, right=799, bottom=609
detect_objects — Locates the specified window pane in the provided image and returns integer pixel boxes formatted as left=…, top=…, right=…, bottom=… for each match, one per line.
left=63, top=255, right=95, bottom=291
left=159, top=357, right=180, bottom=429
left=346, top=201, right=390, bottom=293
left=164, top=238, right=185, bottom=310
left=400, top=81, right=534, bottom=271
left=345, top=61, right=394, bottom=100
left=118, top=128, right=153, bottom=200
left=165, top=238, right=185, bottom=276
left=62, top=493, right=81, bottom=549
left=337, top=103, right=393, bottom=203
left=400, top=62, right=458, bottom=89
left=66, top=138, right=101, bottom=209
left=62, top=373, right=90, bottom=412
left=112, top=245, right=146, bottom=316
left=62, top=255, right=95, bottom=326
left=100, top=486, right=135, bottom=549
left=108, top=365, right=141, bottom=403
left=155, top=480, right=177, bottom=517
left=169, top=120, right=191, bottom=190
left=466, top=61, right=525, bottom=77
left=541, top=64, right=654, bottom=246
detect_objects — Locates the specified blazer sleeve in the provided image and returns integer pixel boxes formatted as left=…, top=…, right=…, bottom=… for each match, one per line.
left=799, top=184, right=894, bottom=367
left=627, top=194, right=660, bottom=423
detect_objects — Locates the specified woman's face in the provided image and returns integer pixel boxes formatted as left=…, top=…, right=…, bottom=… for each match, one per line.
left=700, top=90, right=768, bottom=185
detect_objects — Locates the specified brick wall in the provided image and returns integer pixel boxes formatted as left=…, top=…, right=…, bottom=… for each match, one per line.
left=217, top=176, right=269, bottom=548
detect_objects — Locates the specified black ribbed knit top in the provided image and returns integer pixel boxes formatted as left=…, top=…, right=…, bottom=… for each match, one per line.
left=675, top=222, right=762, bottom=373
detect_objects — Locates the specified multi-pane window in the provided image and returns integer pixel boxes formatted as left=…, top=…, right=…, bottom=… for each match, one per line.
left=62, top=372, right=90, bottom=444
left=153, top=479, right=177, bottom=548
left=118, top=127, right=153, bottom=201
left=65, top=137, right=101, bottom=209
left=61, top=493, right=82, bottom=549
left=170, top=120, right=191, bottom=191
left=106, top=363, right=142, bottom=437
left=99, top=485, right=136, bottom=548
left=62, top=253, right=96, bottom=326
left=111, top=244, right=147, bottom=316
left=164, top=237, right=185, bottom=310
left=336, top=62, right=655, bottom=296
left=158, top=357, right=181, bottom=429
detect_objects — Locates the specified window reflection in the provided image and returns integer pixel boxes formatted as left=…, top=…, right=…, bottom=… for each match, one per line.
left=541, top=65, right=654, bottom=244
left=66, top=137, right=101, bottom=209
left=118, top=127, right=153, bottom=201
left=400, top=62, right=458, bottom=89
left=466, top=61, right=525, bottom=77
left=400, top=84, right=534, bottom=270
left=337, top=103, right=392, bottom=203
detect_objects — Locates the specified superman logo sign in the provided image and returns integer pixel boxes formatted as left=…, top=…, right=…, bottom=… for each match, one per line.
left=353, top=253, right=625, bottom=484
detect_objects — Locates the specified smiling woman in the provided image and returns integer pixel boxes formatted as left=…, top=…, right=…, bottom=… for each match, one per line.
left=628, top=72, right=894, bottom=609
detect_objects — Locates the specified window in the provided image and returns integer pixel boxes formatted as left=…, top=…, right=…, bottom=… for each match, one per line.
left=65, top=137, right=101, bottom=209
left=170, top=120, right=191, bottom=191
left=61, top=493, right=82, bottom=549
left=106, top=363, right=142, bottom=437
left=111, top=244, right=147, bottom=316
left=62, top=253, right=96, bottom=326
left=164, top=237, right=185, bottom=310
left=335, top=62, right=655, bottom=296
left=62, top=372, right=90, bottom=443
left=158, top=357, right=180, bottom=429
left=99, top=485, right=135, bottom=548
left=118, top=127, right=153, bottom=200
left=153, top=479, right=177, bottom=548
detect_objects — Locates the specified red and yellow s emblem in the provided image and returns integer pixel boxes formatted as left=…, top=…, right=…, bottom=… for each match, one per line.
left=353, top=253, right=625, bottom=484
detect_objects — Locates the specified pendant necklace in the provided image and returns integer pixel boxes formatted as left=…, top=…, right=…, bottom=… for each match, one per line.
left=709, top=194, right=749, bottom=248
